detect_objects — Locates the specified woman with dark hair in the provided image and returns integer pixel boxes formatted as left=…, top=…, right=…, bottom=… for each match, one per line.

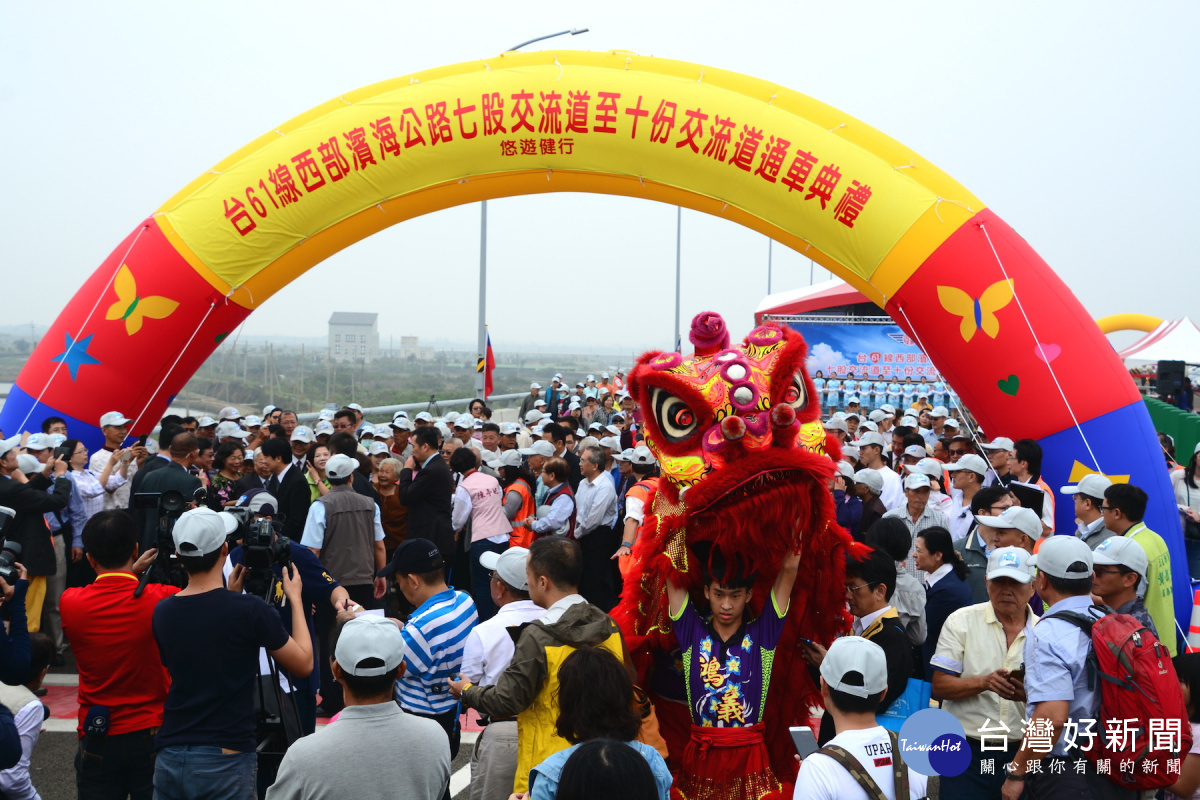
left=864, top=517, right=927, bottom=648
left=206, top=441, right=245, bottom=509
left=1173, top=443, right=1200, bottom=526
left=525, top=647, right=671, bottom=800
left=1166, top=652, right=1200, bottom=799
left=304, top=442, right=332, bottom=501
left=553, top=739, right=660, bottom=800
left=914, top=526, right=972, bottom=681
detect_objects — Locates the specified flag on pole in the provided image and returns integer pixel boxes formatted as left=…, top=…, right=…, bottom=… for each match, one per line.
left=484, top=331, right=495, bottom=398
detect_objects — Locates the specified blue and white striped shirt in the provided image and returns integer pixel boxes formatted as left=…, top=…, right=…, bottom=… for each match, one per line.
left=396, top=588, right=478, bottom=715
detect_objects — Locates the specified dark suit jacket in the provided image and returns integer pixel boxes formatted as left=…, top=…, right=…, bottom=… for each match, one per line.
left=127, top=455, right=171, bottom=503
left=397, top=455, right=454, bottom=559
left=921, top=572, right=974, bottom=681
left=563, top=449, right=583, bottom=492
left=136, top=461, right=203, bottom=550
left=0, top=474, right=70, bottom=576
left=816, top=612, right=913, bottom=746
left=233, top=473, right=272, bottom=498
left=269, top=465, right=312, bottom=544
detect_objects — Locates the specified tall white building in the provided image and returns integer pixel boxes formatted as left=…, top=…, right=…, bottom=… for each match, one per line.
left=328, top=312, right=379, bottom=363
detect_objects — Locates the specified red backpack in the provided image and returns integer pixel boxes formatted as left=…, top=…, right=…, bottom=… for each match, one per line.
left=1047, top=606, right=1191, bottom=790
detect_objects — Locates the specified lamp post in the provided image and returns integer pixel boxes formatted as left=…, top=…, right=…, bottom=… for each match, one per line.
left=475, top=27, right=590, bottom=399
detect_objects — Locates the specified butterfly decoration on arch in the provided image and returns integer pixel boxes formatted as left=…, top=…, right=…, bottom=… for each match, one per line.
left=936, top=279, right=1014, bottom=342
left=105, top=264, right=180, bottom=335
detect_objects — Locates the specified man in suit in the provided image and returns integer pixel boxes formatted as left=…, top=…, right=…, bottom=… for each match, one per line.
left=259, top=437, right=311, bottom=544
left=136, top=433, right=203, bottom=551
left=233, top=449, right=273, bottom=496
left=542, top=423, right=583, bottom=492
left=127, top=424, right=183, bottom=503
left=397, top=426, right=454, bottom=564
left=0, top=435, right=71, bottom=637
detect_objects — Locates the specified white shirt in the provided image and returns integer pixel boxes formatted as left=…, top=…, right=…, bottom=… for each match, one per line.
left=923, top=563, right=953, bottom=589
left=872, top=466, right=904, bottom=511
left=947, top=489, right=974, bottom=542
left=575, top=472, right=617, bottom=537
left=852, top=606, right=890, bottom=637
left=541, top=593, right=588, bottom=625
left=299, top=501, right=385, bottom=549
left=89, top=448, right=138, bottom=510
left=460, top=600, right=546, bottom=686
left=0, top=698, right=42, bottom=799
left=794, top=725, right=928, bottom=800
left=452, top=485, right=508, bottom=544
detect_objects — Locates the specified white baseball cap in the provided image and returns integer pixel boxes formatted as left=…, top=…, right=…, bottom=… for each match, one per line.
left=244, top=415, right=263, bottom=428
left=820, top=636, right=888, bottom=699
left=857, top=432, right=885, bottom=449
left=586, top=375, right=595, bottom=382
left=235, top=490, right=278, bottom=516
left=290, top=426, right=315, bottom=444
left=822, top=418, right=848, bottom=433
left=172, top=508, right=237, bottom=557
left=1092, top=536, right=1149, bottom=582
left=263, top=405, right=277, bottom=416
left=842, top=445, right=860, bottom=460
left=931, top=406, right=949, bottom=417
left=1060, top=473, right=1113, bottom=498
left=389, top=418, right=413, bottom=432
left=868, top=410, right=888, bottom=423
left=613, top=448, right=634, bottom=463
left=486, top=450, right=523, bottom=470
left=880, top=404, right=896, bottom=414
left=903, top=473, right=931, bottom=490
left=630, top=446, right=656, bottom=466
left=347, top=403, right=364, bottom=412
left=24, top=433, right=54, bottom=452
left=846, top=396, right=861, bottom=405
left=480, top=546, right=530, bottom=591
left=219, top=406, right=243, bottom=421
left=943, top=418, right=960, bottom=430
left=16, top=454, right=40, bottom=474
left=530, top=382, right=542, bottom=389
left=518, top=440, right=555, bottom=458
left=604, top=425, right=622, bottom=437
left=836, top=461, right=856, bottom=480
left=974, top=506, right=1041, bottom=539
left=100, top=411, right=132, bottom=428
left=197, top=416, right=217, bottom=428
left=1029, top=534, right=1093, bottom=580
left=899, top=416, right=919, bottom=429
left=599, top=436, right=622, bottom=452
left=414, top=412, right=433, bottom=423
left=453, top=417, right=473, bottom=430
left=903, top=445, right=928, bottom=459
left=314, top=421, right=335, bottom=437
left=985, top=546, right=1036, bottom=584
left=524, top=410, right=544, bottom=424
left=979, top=437, right=1015, bottom=452
left=853, top=469, right=884, bottom=495
left=368, top=441, right=390, bottom=456
left=334, top=615, right=406, bottom=677
left=500, top=423, right=520, bottom=436
left=945, top=454, right=989, bottom=477
left=906, top=457, right=944, bottom=479
left=392, top=410, right=410, bottom=421
left=215, top=421, right=249, bottom=440
left=325, top=454, right=358, bottom=480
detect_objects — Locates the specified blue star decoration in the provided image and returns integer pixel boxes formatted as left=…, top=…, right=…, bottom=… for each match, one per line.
left=51, top=332, right=101, bottom=381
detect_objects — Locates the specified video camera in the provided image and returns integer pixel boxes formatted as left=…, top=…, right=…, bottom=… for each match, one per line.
left=0, top=507, right=19, bottom=586
left=222, top=507, right=292, bottom=603
left=131, top=487, right=207, bottom=596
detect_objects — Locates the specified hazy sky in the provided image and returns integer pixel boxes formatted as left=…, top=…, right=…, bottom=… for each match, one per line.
left=2, top=2, right=1196, bottom=355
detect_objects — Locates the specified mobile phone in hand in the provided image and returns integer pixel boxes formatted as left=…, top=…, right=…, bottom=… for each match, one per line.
left=137, top=435, right=148, bottom=447
left=790, top=726, right=818, bottom=759
left=1009, top=664, right=1025, bottom=681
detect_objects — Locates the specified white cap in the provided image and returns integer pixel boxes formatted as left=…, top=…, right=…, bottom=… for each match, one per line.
left=100, top=411, right=132, bottom=428
left=880, top=404, right=896, bottom=414
left=486, top=450, right=523, bottom=470
left=868, top=410, right=888, bottom=423
left=599, top=436, right=622, bottom=452
left=903, top=473, right=931, bottom=490
left=16, top=454, right=40, bottom=474
left=389, top=418, right=413, bottom=432
left=24, top=433, right=54, bottom=451
left=244, top=415, right=263, bottom=428
left=1092, top=536, right=1149, bottom=582
left=518, top=440, right=555, bottom=458
left=263, top=404, right=277, bottom=416
left=974, top=506, right=1041, bottom=539
left=903, top=444, right=928, bottom=459
left=357, top=427, right=375, bottom=440
left=172, top=508, right=236, bottom=557
left=1029, top=534, right=1093, bottom=580
left=820, top=636, right=888, bottom=699
left=613, top=448, right=634, bottom=463
left=979, top=436, right=1015, bottom=452
left=290, top=426, right=315, bottom=444
left=318, top=409, right=335, bottom=422
left=533, top=399, right=547, bottom=408
left=524, top=410, right=544, bottom=424
left=858, top=421, right=878, bottom=433
left=334, top=615, right=406, bottom=677
left=500, top=423, right=520, bottom=436
left=392, top=410, right=410, bottom=421
left=453, top=417, right=473, bottom=430
left=480, top=546, right=530, bottom=591
left=836, top=461, right=856, bottom=480
left=943, top=418, right=960, bottom=430
left=630, top=446, right=656, bottom=466
left=604, top=425, right=622, bottom=437
left=846, top=396, right=860, bottom=405
left=587, top=422, right=605, bottom=432
left=907, top=457, right=944, bottom=479
left=314, top=421, right=334, bottom=437
left=899, top=416, right=919, bottom=428
left=1060, top=473, right=1113, bottom=498
left=931, top=406, right=949, bottom=417
left=49, top=434, right=66, bottom=447
left=985, top=546, right=1036, bottom=584
left=844, top=412, right=861, bottom=421
left=219, top=406, right=243, bottom=421
left=945, top=454, right=989, bottom=477
left=197, top=416, right=217, bottom=428
left=854, top=469, right=884, bottom=495
left=587, top=375, right=595, bottom=381
left=348, top=403, right=364, bottom=413
left=326, top=454, right=358, bottom=480
left=568, top=401, right=581, bottom=410
left=414, top=412, right=433, bottom=423
left=145, top=439, right=160, bottom=456
left=530, top=382, right=542, bottom=389
left=369, top=441, right=390, bottom=456
left=857, top=432, right=885, bottom=449
left=602, top=373, right=610, bottom=379
left=822, top=418, right=848, bottom=433
left=215, top=421, right=249, bottom=440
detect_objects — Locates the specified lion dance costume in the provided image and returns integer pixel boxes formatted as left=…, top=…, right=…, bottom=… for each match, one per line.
left=613, top=312, right=865, bottom=800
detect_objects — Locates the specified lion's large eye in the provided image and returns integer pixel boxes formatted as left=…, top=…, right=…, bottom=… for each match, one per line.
left=784, top=372, right=807, bottom=409
left=652, top=388, right=699, bottom=443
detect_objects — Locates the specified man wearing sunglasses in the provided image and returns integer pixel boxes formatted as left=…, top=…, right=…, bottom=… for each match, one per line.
left=1059, top=473, right=1113, bottom=550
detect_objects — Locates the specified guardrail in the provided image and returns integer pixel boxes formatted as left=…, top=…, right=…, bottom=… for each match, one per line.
left=296, top=392, right=528, bottom=423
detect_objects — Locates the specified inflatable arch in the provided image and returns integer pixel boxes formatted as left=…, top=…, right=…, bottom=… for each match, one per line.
left=3, top=50, right=1185, bottom=626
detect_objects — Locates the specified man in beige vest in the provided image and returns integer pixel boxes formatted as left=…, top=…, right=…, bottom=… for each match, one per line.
left=301, top=453, right=386, bottom=714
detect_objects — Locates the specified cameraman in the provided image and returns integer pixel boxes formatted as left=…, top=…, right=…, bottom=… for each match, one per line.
left=152, top=507, right=313, bottom=799
left=135, top=432, right=202, bottom=551
left=60, top=510, right=172, bottom=800
left=226, top=490, right=355, bottom=734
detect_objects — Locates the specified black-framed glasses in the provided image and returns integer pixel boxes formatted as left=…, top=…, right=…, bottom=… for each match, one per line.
left=1093, top=566, right=1125, bottom=576
left=1099, top=506, right=1114, bottom=512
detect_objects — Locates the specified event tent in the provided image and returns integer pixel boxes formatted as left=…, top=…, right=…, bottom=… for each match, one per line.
left=1117, top=317, right=1200, bottom=364
left=754, top=279, right=874, bottom=324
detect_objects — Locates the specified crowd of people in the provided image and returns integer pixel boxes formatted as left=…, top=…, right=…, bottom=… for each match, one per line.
left=0, top=364, right=1195, bottom=799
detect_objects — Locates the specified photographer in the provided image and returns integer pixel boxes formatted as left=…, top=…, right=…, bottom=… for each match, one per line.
left=60, top=509, right=174, bottom=800
left=135, top=432, right=202, bottom=551
left=227, top=490, right=354, bottom=734
left=0, top=520, right=31, bottom=689
left=152, top=508, right=313, bottom=799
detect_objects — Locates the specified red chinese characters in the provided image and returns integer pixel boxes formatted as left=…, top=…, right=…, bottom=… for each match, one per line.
left=834, top=180, right=872, bottom=228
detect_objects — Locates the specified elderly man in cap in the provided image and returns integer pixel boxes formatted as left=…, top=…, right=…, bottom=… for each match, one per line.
left=519, top=383, right=542, bottom=420
left=1002, top=536, right=1138, bottom=799
left=266, top=615, right=451, bottom=800
left=832, top=462, right=864, bottom=540
left=1090, top=536, right=1156, bottom=636
left=882, top=473, right=950, bottom=578
left=1060, top=473, right=1113, bottom=549
left=459, top=547, right=545, bottom=799
left=857, top=431, right=903, bottom=510
left=822, top=416, right=848, bottom=446
left=979, top=436, right=1015, bottom=488
left=853, top=468, right=889, bottom=533
left=289, top=425, right=315, bottom=473
left=932, top=546, right=1038, bottom=796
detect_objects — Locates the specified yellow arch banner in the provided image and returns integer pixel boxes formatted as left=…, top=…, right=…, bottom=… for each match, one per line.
left=156, top=50, right=981, bottom=308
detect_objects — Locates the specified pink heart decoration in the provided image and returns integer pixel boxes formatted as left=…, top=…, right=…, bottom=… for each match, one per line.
left=1034, top=343, right=1062, bottom=364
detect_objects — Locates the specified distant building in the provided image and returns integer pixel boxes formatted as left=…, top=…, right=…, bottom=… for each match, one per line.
left=328, top=312, right=379, bottom=363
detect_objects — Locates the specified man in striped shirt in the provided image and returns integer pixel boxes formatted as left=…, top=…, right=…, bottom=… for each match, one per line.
left=378, top=537, right=477, bottom=789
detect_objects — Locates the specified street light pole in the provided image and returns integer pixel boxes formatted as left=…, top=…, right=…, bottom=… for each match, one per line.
left=674, top=206, right=682, bottom=352
left=475, top=27, right=590, bottom=399
left=767, top=238, right=773, bottom=295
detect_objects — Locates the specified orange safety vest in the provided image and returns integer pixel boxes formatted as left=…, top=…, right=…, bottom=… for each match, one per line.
left=507, top=478, right=537, bottom=548
left=619, top=478, right=658, bottom=577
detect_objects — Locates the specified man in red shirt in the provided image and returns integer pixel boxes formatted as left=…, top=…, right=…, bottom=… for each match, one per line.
left=61, top=509, right=177, bottom=800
